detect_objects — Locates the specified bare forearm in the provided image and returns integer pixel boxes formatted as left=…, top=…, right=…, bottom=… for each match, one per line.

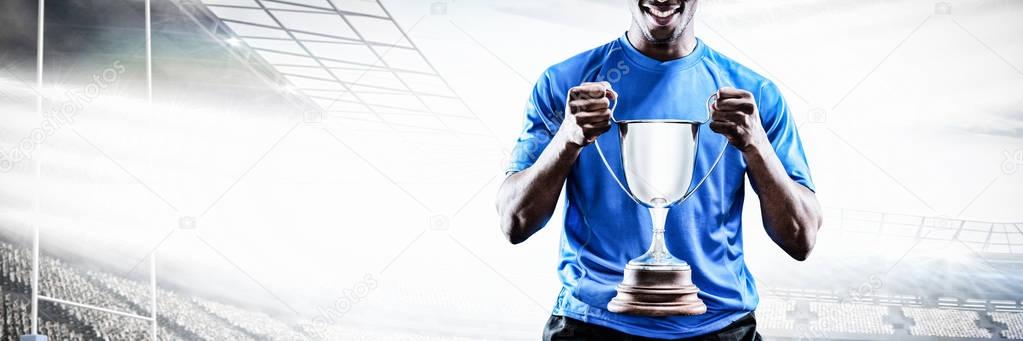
left=497, top=82, right=615, bottom=244
left=744, top=143, right=822, bottom=261
left=496, top=130, right=581, bottom=244
left=709, top=87, right=821, bottom=260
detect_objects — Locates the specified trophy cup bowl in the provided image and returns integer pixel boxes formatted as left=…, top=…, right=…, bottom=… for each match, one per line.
left=595, top=93, right=725, bottom=316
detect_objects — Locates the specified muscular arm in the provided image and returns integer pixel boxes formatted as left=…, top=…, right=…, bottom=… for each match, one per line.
left=710, top=87, right=823, bottom=261
left=496, top=82, right=614, bottom=245
left=744, top=143, right=822, bottom=261
left=496, top=131, right=581, bottom=244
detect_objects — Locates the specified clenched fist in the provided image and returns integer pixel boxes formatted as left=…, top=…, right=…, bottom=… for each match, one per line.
left=709, top=87, right=769, bottom=152
left=561, top=81, right=617, bottom=147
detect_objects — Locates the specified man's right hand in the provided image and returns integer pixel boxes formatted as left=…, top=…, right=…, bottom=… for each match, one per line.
left=561, top=81, right=616, bottom=147
left=496, top=81, right=616, bottom=244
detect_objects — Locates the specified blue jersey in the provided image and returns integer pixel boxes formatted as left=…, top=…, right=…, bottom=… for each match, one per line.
left=507, top=35, right=814, bottom=339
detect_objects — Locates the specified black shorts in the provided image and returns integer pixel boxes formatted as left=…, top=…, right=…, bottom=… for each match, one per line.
left=543, top=312, right=762, bottom=341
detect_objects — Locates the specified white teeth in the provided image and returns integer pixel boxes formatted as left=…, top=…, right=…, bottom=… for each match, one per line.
left=647, top=8, right=677, bottom=18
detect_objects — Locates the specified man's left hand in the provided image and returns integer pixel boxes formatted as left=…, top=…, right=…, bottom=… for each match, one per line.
left=709, top=87, right=769, bottom=152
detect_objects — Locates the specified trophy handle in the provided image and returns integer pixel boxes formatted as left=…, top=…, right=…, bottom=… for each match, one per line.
left=593, top=89, right=642, bottom=203
left=678, top=93, right=728, bottom=204
left=593, top=92, right=728, bottom=205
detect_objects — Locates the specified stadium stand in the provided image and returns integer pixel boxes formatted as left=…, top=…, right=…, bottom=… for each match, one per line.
left=2, top=291, right=93, bottom=341
left=903, top=307, right=992, bottom=338
left=1, top=240, right=295, bottom=340
left=38, top=257, right=176, bottom=340
left=991, top=312, right=1023, bottom=339
left=195, top=299, right=307, bottom=341
left=808, top=301, right=894, bottom=335
left=86, top=270, right=265, bottom=340
left=2, top=242, right=184, bottom=340
left=6, top=236, right=514, bottom=340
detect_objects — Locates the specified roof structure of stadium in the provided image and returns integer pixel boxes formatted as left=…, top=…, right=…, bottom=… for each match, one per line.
left=172, top=0, right=494, bottom=138
left=823, top=207, right=1023, bottom=257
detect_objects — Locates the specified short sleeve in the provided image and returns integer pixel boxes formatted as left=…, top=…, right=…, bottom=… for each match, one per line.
left=756, top=81, right=815, bottom=192
left=506, top=70, right=562, bottom=173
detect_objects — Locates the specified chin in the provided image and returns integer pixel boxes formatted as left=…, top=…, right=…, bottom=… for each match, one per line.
left=643, top=29, right=683, bottom=45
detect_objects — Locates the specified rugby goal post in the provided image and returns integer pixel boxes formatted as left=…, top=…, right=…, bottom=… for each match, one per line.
left=22, top=0, right=159, bottom=340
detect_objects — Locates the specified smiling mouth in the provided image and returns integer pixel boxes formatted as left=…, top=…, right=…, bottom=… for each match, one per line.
left=641, top=3, right=682, bottom=25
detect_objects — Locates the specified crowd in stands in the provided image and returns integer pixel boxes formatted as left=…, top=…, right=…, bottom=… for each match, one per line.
left=753, top=296, right=1022, bottom=340
left=807, top=301, right=894, bottom=335
left=2, top=240, right=303, bottom=340
left=2, top=242, right=181, bottom=340
left=86, top=270, right=263, bottom=340
left=903, top=307, right=991, bottom=338
left=195, top=299, right=307, bottom=341
left=992, top=311, right=1023, bottom=339
left=2, top=291, right=92, bottom=341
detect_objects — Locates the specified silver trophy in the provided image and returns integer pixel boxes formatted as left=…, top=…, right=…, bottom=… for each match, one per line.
left=595, top=92, right=726, bottom=316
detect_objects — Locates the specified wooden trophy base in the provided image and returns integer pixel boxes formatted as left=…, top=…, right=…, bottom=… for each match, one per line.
left=607, top=263, right=707, bottom=316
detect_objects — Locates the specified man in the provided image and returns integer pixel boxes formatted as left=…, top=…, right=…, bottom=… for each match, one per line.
left=496, top=0, right=823, bottom=340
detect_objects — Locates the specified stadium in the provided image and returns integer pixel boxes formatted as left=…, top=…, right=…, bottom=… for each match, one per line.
left=3, top=207, right=1023, bottom=340
left=1, top=0, right=1021, bottom=340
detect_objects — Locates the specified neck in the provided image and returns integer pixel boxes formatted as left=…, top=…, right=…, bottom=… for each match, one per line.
left=626, top=23, right=697, bottom=61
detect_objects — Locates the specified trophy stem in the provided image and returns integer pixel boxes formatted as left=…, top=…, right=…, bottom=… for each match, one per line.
left=646, top=206, right=671, bottom=263
left=626, top=205, right=687, bottom=267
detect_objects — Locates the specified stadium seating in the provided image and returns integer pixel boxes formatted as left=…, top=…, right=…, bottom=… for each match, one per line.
left=991, top=312, right=1023, bottom=339
left=195, top=299, right=307, bottom=341
left=807, top=301, right=894, bottom=335
left=1, top=240, right=295, bottom=340
left=86, top=270, right=259, bottom=340
left=2, top=243, right=108, bottom=340
left=903, top=307, right=991, bottom=338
